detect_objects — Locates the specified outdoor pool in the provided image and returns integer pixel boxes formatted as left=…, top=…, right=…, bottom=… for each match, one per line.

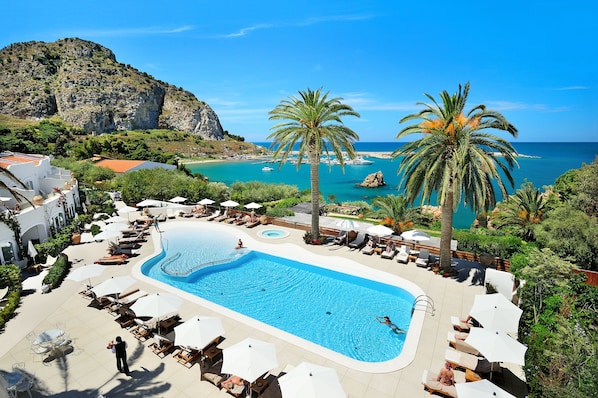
left=257, top=228, right=289, bottom=239
left=139, top=222, right=424, bottom=370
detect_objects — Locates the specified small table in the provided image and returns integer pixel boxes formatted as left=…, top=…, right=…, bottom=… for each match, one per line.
left=0, top=370, right=24, bottom=391
left=34, top=329, right=64, bottom=345
left=374, top=247, right=383, bottom=255
left=202, top=346, right=222, bottom=367
left=250, top=375, right=269, bottom=396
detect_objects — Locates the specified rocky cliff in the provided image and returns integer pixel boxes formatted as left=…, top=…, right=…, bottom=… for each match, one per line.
left=0, top=38, right=224, bottom=138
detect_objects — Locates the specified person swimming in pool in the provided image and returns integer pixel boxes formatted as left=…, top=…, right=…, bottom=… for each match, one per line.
left=376, top=316, right=405, bottom=334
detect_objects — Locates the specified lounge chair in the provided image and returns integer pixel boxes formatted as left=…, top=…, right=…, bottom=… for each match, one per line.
left=450, top=316, right=473, bottom=332
left=362, top=236, right=379, bottom=255
left=131, top=318, right=156, bottom=341
left=348, top=233, right=369, bottom=250
left=202, top=360, right=225, bottom=386
left=118, top=233, right=146, bottom=244
left=421, top=369, right=461, bottom=398
left=225, top=213, right=241, bottom=224
left=115, top=310, right=138, bottom=329
left=245, top=216, right=261, bottom=228
left=94, top=255, right=128, bottom=265
left=206, top=210, right=221, bottom=221
left=396, top=245, right=410, bottom=263
left=213, top=211, right=229, bottom=222
left=235, top=215, right=250, bottom=226
left=332, top=230, right=348, bottom=245
left=148, top=332, right=175, bottom=358
left=447, top=331, right=480, bottom=355
left=174, top=346, right=202, bottom=368
left=107, top=290, right=148, bottom=315
left=220, top=375, right=247, bottom=397
left=415, top=248, right=431, bottom=268
left=381, top=242, right=397, bottom=259
left=444, top=348, right=496, bottom=378
left=166, top=208, right=177, bottom=219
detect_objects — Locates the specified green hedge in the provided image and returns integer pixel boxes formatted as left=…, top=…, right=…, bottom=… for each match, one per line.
left=42, top=253, right=70, bottom=289
left=0, top=264, right=23, bottom=330
left=453, top=229, right=523, bottom=259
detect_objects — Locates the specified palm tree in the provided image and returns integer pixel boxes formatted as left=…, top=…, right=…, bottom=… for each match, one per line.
left=268, top=87, right=360, bottom=239
left=392, top=82, right=518, bottom=268
left=1, top=168, right=35, bottom=208
left=370, top=194, right=415, bottom=233
left=490, top=181, right=547, bottom=241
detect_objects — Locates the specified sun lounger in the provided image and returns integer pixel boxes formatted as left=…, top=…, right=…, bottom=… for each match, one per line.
left=381, top=242, right=397, bottom=259
left=131, top=318, right=156, bottom=341
left=396, top=245, right=410, bottom=263
left=235, top=215, right=250, bottom=226
left=445, top=348, right=496, bottom=377
left=362, top=236, right=380, bottom=255
left=245, top=217, right=261, bottom=228
left=213, top=211, right=229, bottom=222
left=415, top=248, right=431, bottom=267
left=115, top=310, right=138, bottom=328
left=421, top=369, right=458, bottom=398
left=332, top=230, right=348, bottom=245
left=348, top=233, right=368, bottom=250
left=451, top=316, right=472, bottom=332
left=447, top=331, right=480, bottom=355
left=206, top=210, right=221, bottom=221
left=94, top=255, right=128, bottom=265
left=148, top=332, right=175, bottom=358
left=174, top=346, right=202, bottom=368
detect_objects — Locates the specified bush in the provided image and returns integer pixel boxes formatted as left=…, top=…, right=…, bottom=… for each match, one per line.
left=266, top=207, right=294, bottom=218
left=0, top=264, right=23, bottom=329
left=453, top=229, right=523, bottom=259
left=42, top=253, right=70, bottom=289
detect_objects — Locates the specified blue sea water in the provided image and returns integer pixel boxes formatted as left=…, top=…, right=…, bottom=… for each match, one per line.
left=187, top=142, right=598, bottom=229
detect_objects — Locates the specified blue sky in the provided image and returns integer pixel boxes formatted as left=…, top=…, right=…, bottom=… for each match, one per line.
left=3, top=1, right=597, bottom=142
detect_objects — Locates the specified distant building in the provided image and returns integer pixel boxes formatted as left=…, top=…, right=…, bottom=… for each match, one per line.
left=0, top=152, right=81, bottom=266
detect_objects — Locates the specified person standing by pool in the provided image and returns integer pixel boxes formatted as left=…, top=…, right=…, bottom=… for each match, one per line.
left=153, top=216, right=160, bottom=232
left=376, top=316, right=405, bottom=334
left=235, top=238, right=244, bottom=250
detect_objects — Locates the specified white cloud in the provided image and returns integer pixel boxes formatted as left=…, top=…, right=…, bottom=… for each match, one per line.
left=60, top=25, right=194, bottom=38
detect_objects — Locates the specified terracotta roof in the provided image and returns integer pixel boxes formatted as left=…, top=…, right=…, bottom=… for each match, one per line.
left=95, top=159, right=145, bottom=173
left=0, top=152, right=44, bottom=169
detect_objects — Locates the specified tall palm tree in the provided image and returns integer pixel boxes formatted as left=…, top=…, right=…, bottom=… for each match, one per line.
left=0, top=167, right=35, bottom=208
left=370, top=194, right=415, bottom=233
left=392, top=82, right=518, bottom=268
left=268, top=87, right=360, bottom=238
left=490, top=181, right=547, bottom=241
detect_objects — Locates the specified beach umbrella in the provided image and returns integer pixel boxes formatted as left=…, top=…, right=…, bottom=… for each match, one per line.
left=93, top=230, right=121, bottom=241
left=198, top=198, right=215, bottom=205
left=66, top=264, right=106, bottom=287
left=336, top=219, right=359, bottom=230
left=169, top=196, right=187, bottom=203
left=367, top=224, right=394, bottom=237
left=130, top=292, right=183, bottom=320
left=456, top=379, right=516, bottom=398
left=79, top=232, right=94, bottom=243
left=91, top=275, right=136, bottom=298
left=136, top=199, right=163, bottom=207
left=27, top=240, right=38, bottom=261
left=220, top=200, right=239, bottom=208
left=93, top=212, right=110, bottom=220
left=244, top=202, right=262, bottom=210
left=104, top=215, right=128, bottom=224
left=173, top=315, right=225, bottom=351
left=465, top=328, right=527, bottom=366
left=117, top=205, right=139, bottom=214
left=400, top=229, right=431, bottom=242
left=221, top=337, right=278, bottom=383
left=469, top=293, right=523, bottom=333
left=278, top=362, right=347, bottom=398
left=103, top=222, right=130, bottom=232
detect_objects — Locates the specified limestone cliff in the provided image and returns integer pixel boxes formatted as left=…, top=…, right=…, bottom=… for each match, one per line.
left=0, top=38, right=224, bottom=139
left=359, top=171, right=386, bottom=188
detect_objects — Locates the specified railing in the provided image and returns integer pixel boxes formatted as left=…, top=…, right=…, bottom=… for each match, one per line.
left=411, top=295, right=435, bottom=316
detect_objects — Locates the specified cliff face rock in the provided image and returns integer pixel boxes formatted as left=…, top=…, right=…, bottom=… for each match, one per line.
left=360, top=171, right=386, bottom=188
left=0, top=38, right=224, bottom=138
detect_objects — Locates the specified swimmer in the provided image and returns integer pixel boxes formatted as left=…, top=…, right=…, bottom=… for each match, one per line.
left=376, top=315, right=405, bottom=334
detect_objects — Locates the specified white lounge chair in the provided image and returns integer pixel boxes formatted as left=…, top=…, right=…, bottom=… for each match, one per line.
left=206, top=210, right=221, bottom=221
left=396, top=245, right=410, bottom=263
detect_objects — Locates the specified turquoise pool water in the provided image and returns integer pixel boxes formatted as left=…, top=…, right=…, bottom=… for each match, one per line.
left=142, top=225, right=414, bottom=363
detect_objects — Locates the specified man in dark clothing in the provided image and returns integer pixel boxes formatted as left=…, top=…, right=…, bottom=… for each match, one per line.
left=111, top=336, right=130, bottom=375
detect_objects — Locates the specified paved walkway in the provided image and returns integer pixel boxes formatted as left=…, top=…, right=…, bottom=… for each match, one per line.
left=0, top=216, right=527, bottom=397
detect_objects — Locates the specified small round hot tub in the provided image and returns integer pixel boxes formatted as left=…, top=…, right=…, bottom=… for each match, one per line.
left=257, top=229, right=290, bottom=239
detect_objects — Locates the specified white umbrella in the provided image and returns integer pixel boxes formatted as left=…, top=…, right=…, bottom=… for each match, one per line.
left=27, top=240, right=38, bottom=260
left=469, top=293, right=523, bottom=333
left=169, top=196, right=187, bottom=203
left=117, top=205, right=139, bottom=214
left=66, top=264, right=106, bottom=287
left=221, top=337, right=279, bottom=383
left=93, top=212, right=110, bottom=220
left=174, top=316, right=225, bottom=351
left=220, top=200, right=239, bottom=208
left=130, top=292, right=183, bottom=319
left=244, top=202, right=262, bottom=210
left=198, top=198, right=215, bottom=205
left=91, top=275, right=136, bottom=298
left=465, top=328, right=527, bottom=366
left=401, top=229, right=431, bottom=242
left=103, top=222, right=130, bottom=232
left=104, top=215, right=128, bottom=224
left=456, top=379, right=516, bottom=398
left=93, top=230, right=121, bottom=241
left=367, top=224, right=394, bottom=237
left=278, top=362, right=347, bottom=398
left=136, top=199, right=163, bottom=207
left=336, top=219, right=359, bottom=230
left=0, top=196, right=11, bottom=202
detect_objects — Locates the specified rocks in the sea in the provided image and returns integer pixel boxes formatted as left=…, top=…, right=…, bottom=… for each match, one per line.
left=359, top=171, right=386, bottom=188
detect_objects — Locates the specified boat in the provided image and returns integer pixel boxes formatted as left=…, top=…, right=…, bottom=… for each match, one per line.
left=262, top=166, right=273, bottom=172
left=346, top=156, right=374, bottom=165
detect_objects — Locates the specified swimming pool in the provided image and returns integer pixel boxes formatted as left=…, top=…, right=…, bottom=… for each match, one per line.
left=136, top=222, right=425, bottom=372
left=257, top=228, right=289, bottom=239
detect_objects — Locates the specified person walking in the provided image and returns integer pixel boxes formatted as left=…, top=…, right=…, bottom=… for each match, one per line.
left=153, top=216, right=160, bottom=232
left=110, top=336, right=130, bottom=375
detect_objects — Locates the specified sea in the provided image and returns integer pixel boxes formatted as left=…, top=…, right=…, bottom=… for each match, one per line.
left=186, top=142, right=598, bottom=229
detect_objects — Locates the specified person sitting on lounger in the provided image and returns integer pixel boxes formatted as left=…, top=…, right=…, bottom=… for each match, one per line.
left=437, top=361, right=455, bottom=386
left=235, top=238, right=244, bottom=250
left=376, top=316, right=405, bottom=334
left=221, top=375, right=246, bottom=391
left=460, top=315, right=481, bottom=328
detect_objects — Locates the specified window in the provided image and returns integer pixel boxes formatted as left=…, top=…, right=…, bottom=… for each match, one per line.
left=0, top=241, right=15, bottom=264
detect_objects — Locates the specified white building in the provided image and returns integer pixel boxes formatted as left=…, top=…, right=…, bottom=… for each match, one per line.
left=0, top=152, right=80, bottom=267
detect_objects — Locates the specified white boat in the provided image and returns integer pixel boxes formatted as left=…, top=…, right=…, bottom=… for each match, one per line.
left=262, top=166, right=273, bottom=172
left=346, top=156, right=374, bottom=165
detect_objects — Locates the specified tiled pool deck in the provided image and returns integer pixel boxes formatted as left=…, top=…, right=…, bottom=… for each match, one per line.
left=0, top=217, right=527, bottom=397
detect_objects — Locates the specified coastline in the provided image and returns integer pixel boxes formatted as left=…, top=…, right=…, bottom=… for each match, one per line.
left=181, top=151, right=394, bottom=165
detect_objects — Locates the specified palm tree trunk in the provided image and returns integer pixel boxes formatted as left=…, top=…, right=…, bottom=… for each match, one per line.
left=309, top=156, right=320, bottom=239
left=440, top=192, right=454, bottom=269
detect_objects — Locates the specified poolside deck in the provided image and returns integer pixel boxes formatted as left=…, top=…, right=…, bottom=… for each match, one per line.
left=0, top=217, right=527, bottom=397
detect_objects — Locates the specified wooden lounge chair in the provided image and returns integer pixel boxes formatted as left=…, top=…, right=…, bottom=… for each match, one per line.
left=235, top=215, right=250, bottom=226
left=221, top=375, right=247, bottom=397
left=245, top=217, right=261, bottom=228
left=206, top=210, right=221, bottom=221
left=174, top=346, right=202, bottom=368
left=131, top=319, right=156, bottom=341
left=396, top=245, right=410, bottom=263
left=444, top=348, right=495, bottom=378
left=94, top=255, right=128, bottom=265
left=447, top=331, right=480, bottom=355
left=450, top=316, right=472, bottom=332
left=415, top=248, right=431, bottom=268
left=148, top=332, right=175, bottom=358
left=421, top=369, right=461, bottom=397
left=115, top=310, right=138, bottom=329
left=213, top=211, right=229, bottom=222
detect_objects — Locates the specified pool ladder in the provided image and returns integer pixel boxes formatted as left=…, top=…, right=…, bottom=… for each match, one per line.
left=412, top=295, right=435, bottom=316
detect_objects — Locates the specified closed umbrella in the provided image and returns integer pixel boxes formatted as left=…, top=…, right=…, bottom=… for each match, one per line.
left=367, top=224, right=394, bottom=237
left=221, top=337, right=278, bottom=383
left=66, top=264, right=106, bottom=287
left=198, top=198, right=215, bottom=205
left=130, top=292, right=183, bottom=320
left=469, top=293, right=523, bottom=333
left=174, top=316, right=225, bottom=351
left=401, top=229, right=431, bottom=242
left=456, top=379, right=516, bottom=398
left=465, top=328, right=527, bottom=366
left=91, top=276, right=136, bottom=298
left=278, top=362, right=347, bottom=398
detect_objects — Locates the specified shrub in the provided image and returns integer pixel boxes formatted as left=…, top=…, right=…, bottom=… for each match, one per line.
left=0, top=264, right=23, bottom=329
left=42, top=253, right=70, bottom=289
